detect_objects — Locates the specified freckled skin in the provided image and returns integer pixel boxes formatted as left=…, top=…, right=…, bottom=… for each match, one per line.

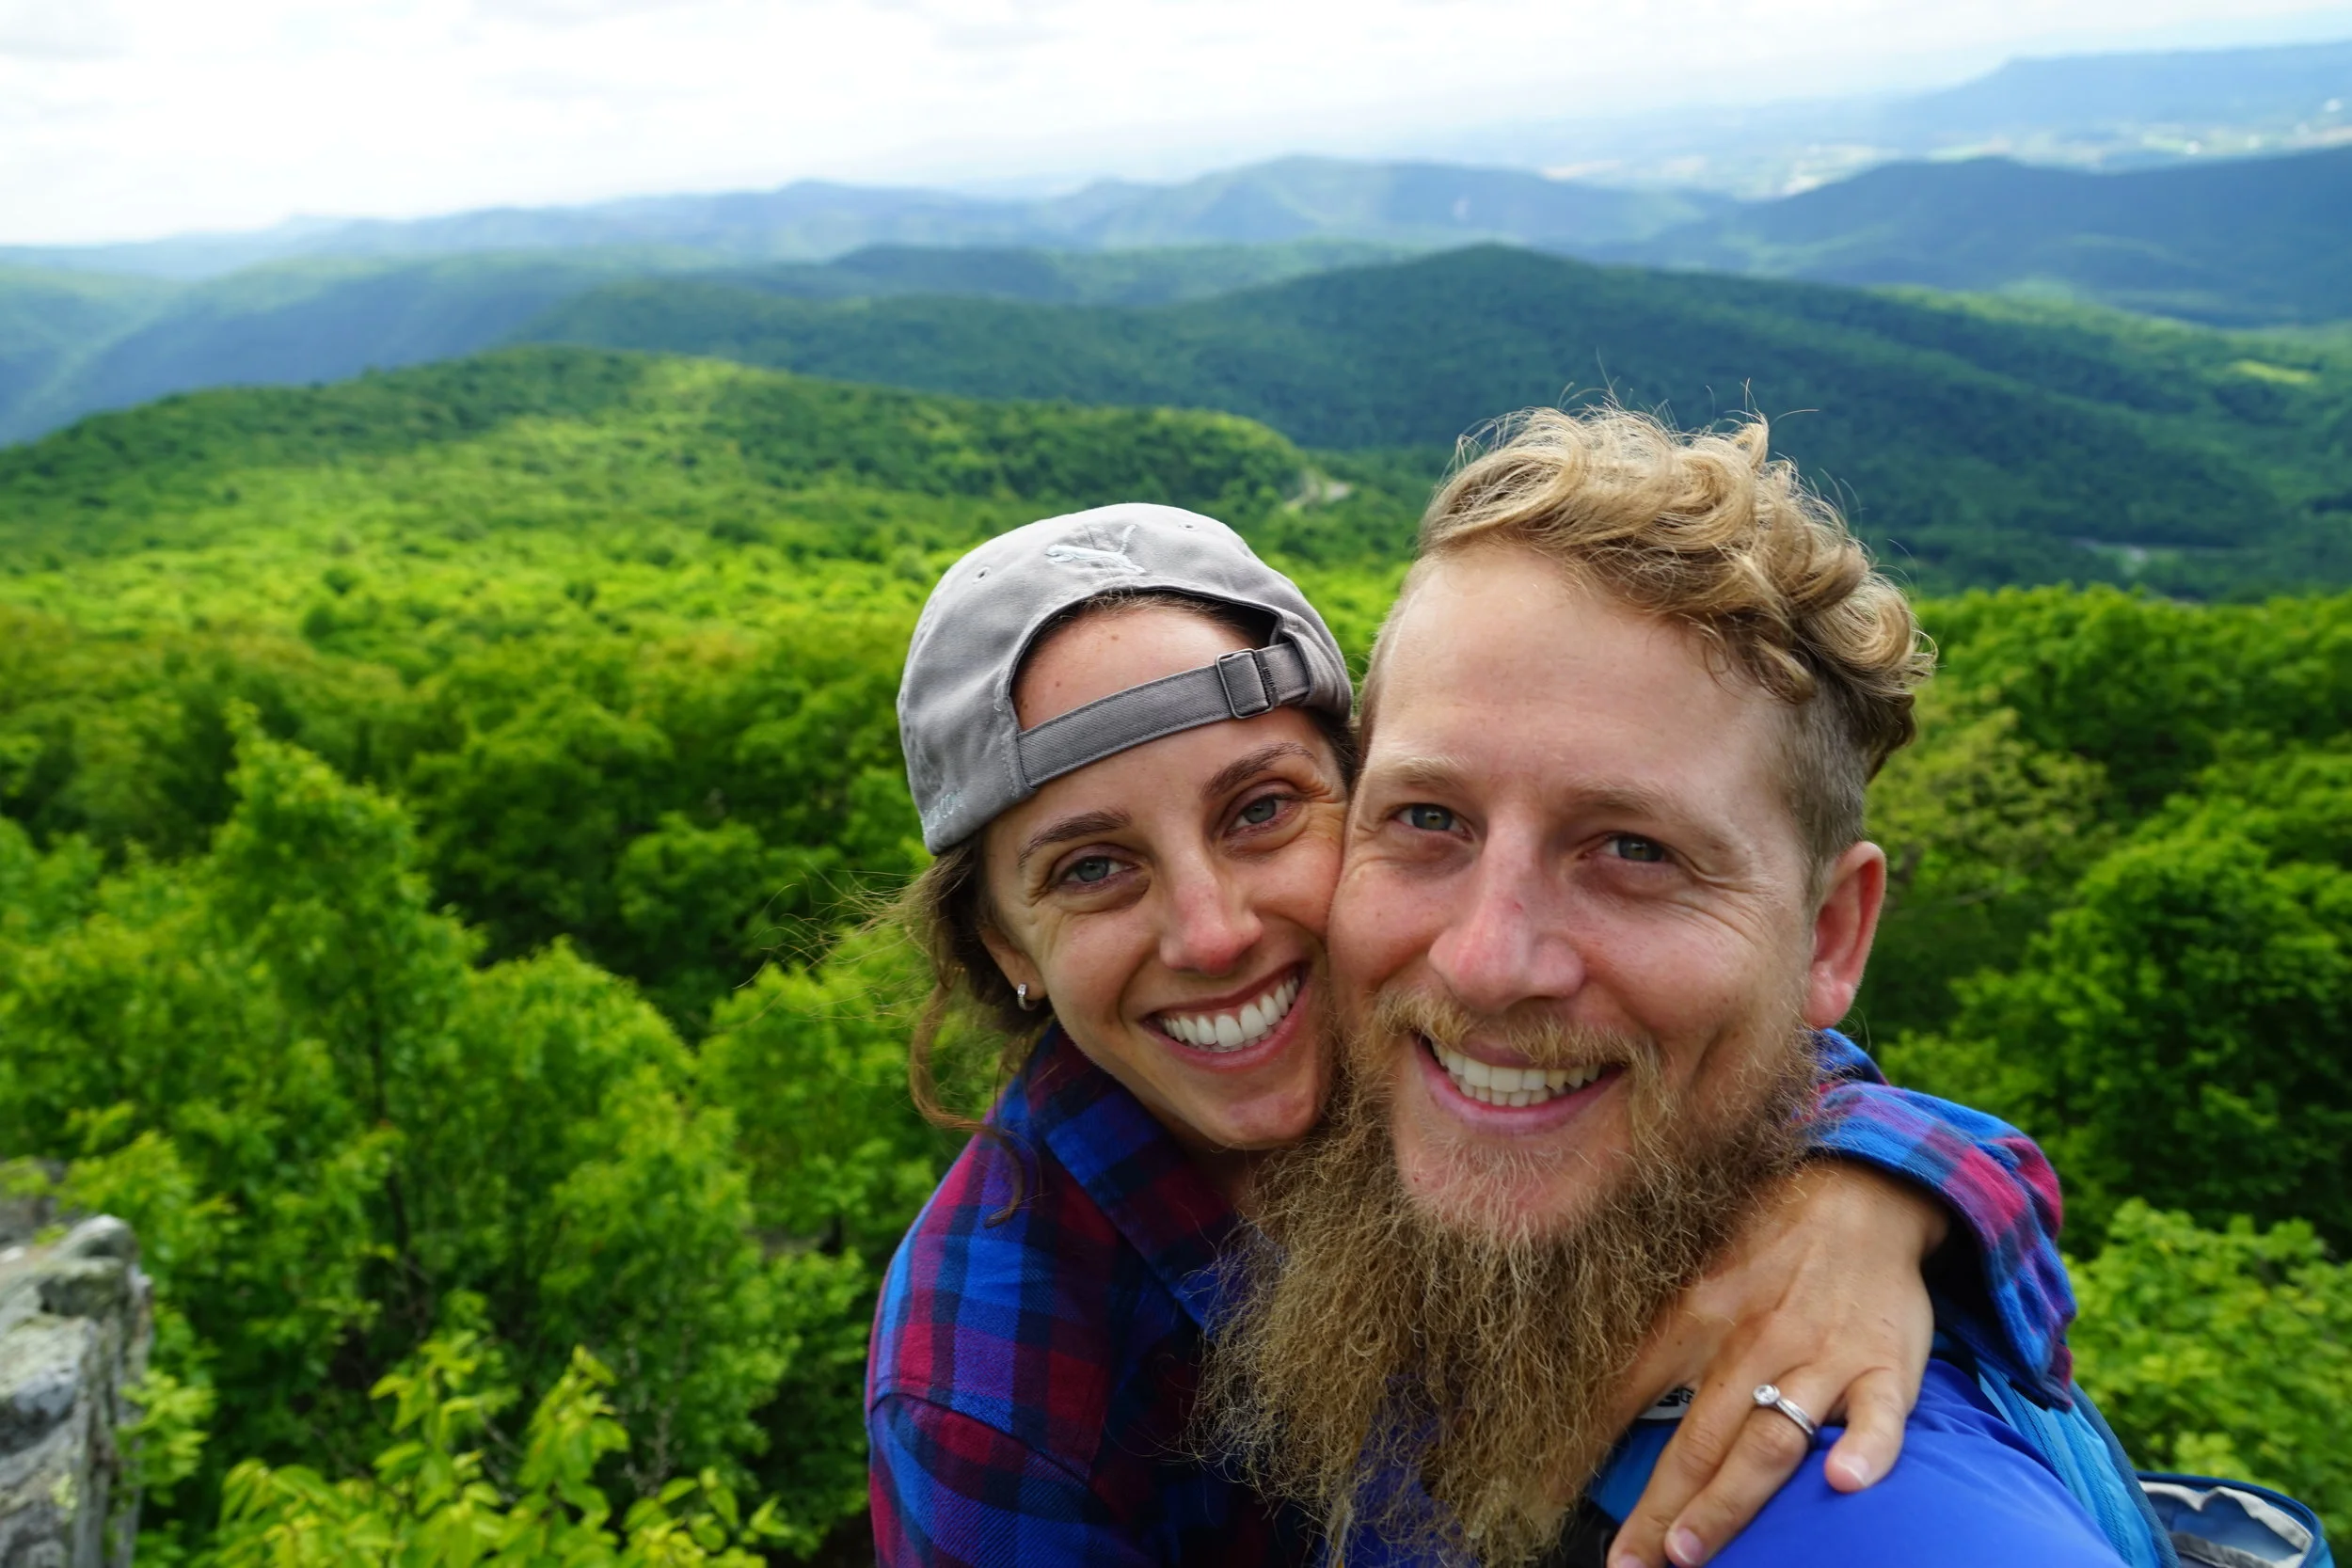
left=1329, top=546, right=1887, bottom=1235
left=977, top=607, right=1348, bottom=1177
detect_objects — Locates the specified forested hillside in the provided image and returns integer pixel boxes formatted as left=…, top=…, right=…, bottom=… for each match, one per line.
left=2, top=346, right=2348, bottom=1557
left=0, top=352, right=1371, bottom=1561
left=529, top=245, right=2352, bottom=595
left=0, top=241, right=1398, bottom=445
left=1608, top=144, right=2352, bottom=325
left=0, top=267, right=175, bottom=431
left=0, top=251, right=685, bottom=446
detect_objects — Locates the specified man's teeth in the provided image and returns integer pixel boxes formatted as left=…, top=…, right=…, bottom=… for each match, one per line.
left=1158, top=974, right=1302, bottom=1053
left=1429, top=1040, right=1604, bottom=1108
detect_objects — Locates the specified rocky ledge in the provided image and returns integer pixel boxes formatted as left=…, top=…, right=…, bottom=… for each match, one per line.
left=0, top=1207, right=151, bottom=1568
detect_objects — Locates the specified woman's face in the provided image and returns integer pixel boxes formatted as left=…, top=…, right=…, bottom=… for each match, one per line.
left=978, top=605, right=1347, bottom=1158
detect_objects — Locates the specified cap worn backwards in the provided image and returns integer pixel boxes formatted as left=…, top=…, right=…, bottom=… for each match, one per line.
left=898, top=502, right=1353, bottom=852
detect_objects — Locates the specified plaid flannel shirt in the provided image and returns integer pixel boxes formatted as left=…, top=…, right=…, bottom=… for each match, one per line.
left=866, top=1027, right=2074, bottom=1568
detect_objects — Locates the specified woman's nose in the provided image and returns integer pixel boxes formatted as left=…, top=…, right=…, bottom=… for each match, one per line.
left=1157, top=860, right=1263, bottom=976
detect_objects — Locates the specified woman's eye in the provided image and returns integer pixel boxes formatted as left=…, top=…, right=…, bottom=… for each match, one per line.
left=1606, top=833, right=1668, bottom=863
left=1237, top=795, right=1282, bottom=826
left=1402, top=804, right=1457, bottom=833
left=1066, top=855, right=1119, bottom=885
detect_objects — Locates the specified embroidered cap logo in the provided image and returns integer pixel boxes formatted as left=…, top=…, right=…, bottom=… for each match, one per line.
left=1042, top=523, right=1144, bottom=575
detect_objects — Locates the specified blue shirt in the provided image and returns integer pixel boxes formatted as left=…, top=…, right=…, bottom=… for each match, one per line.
left=1586, top=1362, right=2127, bottom=1568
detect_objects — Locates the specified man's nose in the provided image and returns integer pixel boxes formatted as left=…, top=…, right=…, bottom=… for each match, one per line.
left=1424, top=840, right=1584, bottom=1014
left=1157, top=855, right=1263, bottom=976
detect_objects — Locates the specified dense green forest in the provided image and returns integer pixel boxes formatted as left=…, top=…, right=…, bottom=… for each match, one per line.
left=2, top=347, right=2347, bottom=1559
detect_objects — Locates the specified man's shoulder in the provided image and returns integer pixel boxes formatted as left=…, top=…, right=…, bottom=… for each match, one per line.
left=1712, top=1361, right=2127, bottom=1567
left=868, top=1126, right=1200, bottom=1467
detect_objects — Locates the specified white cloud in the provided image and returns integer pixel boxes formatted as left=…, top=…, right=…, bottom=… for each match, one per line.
left=0, top=0, right=133, bottom=60
left=1, top=0, right=2346, bottom=244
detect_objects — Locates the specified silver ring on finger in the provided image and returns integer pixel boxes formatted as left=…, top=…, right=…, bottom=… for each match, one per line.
left=1751, top=1384, right=1820, bottom=1446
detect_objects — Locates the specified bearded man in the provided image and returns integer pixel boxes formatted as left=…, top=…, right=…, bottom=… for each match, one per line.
left=1204, top=409, right=2125, bottom=1568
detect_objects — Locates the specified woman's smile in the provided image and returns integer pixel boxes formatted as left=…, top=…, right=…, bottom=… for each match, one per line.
left=1151, top=962, right=1306, bottom=1054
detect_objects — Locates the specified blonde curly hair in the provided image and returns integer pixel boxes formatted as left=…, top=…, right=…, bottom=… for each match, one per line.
left=1365, top=406, right=1932, bottom=872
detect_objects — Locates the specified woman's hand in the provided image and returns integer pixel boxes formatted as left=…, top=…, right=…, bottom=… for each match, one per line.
left=1603, top=1162, right=1947, bottom=1568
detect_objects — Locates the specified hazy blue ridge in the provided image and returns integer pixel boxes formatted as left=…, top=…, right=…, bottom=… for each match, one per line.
left=1885, top=39, right=2352, bottom=141
left=0, top=267, right=177, bottom=425
left=1605, top=142, right=2352, bottom=325
left=0, top=158, right=1720, bottom=281
left=0, top=249, right=720, bottom=446
left=0, top=240, right=1410, bottom=445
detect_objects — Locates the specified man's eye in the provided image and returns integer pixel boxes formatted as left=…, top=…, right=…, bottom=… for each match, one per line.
left=1607, top=834, right=1668, bottom=863
left=1402, top=804, right=1457, bottom=833
left=1066, top=856, right=1119, bottom=885
left=1237, top=795, right=1282, bottom=827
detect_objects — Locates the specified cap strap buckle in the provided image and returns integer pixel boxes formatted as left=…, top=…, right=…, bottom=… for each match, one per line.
left=1216, top=648, right=1275, bottom=718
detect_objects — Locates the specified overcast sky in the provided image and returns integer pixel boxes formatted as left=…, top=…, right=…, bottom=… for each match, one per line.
left=4, top=0, right=2348, bottom=245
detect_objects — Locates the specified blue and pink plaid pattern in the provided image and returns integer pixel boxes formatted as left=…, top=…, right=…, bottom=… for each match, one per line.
left=867, top=1028, right=2074, bottom=1566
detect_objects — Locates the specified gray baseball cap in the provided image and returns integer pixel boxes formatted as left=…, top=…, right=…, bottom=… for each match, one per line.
left=898, top=502, right=1353, bottom=852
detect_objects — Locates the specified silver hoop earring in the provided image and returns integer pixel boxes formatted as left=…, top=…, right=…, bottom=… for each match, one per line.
left=1016, top=984, right=1034, bottom=1011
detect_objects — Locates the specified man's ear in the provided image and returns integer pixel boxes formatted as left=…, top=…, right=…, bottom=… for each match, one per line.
left=1804, top=841, right=1887, bottom=1029
left=977, top=919, right=1043, bottom=1005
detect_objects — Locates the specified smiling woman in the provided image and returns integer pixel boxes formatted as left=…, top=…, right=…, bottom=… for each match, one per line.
left=976, top=597, right=1348, bottom=1168
left=862, top=499, right=2087, bottom=1568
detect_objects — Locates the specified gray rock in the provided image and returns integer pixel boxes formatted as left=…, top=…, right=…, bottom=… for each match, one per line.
left=0, top=1217, right=151, bottom=1568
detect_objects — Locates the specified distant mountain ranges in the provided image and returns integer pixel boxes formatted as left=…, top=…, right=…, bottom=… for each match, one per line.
left=16, top=239, right=2346, bottom=598
left=1443, top=37, right=2352, bottom=195
left=4, top=131, right=2349, bottom=446
left=1598, top=143, right=2352, bottom=326
left=0, top=31, right=2346, bottom=605
left=0, top=162, right=1722, bottom=282
left=0, top=240, right=1441, bottom=446
left=9, top=34, right=2347, bottom=283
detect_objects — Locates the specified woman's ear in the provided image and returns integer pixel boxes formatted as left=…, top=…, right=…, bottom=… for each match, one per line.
left=977, top=919, right=1043, bottom=1006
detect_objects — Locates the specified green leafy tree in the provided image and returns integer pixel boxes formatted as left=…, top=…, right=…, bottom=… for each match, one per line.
left=1887, top=746, right=2352, bottom=1243
left=0, top=719, right=879, bottom=1547
left=2072, top=1202, right=2352, bottom=1539
left=213, top=1334, right=805, bottom=1567
left=693, top=938, right=961, bottom=1532
left=1859, top=683, right=2111, bottom=1039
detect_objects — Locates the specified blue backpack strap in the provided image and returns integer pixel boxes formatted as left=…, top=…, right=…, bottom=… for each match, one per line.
left=1964, top=1362, right=2177, bottom=1568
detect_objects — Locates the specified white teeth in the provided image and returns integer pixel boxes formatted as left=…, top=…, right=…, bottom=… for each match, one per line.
left=1428, top=1039, right=1607, bottom=1108
left=1157, top=974, right=1302, bottom=1054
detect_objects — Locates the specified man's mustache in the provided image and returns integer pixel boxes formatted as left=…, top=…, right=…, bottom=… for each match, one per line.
left=1363, top=985, right=1657, bottom=1076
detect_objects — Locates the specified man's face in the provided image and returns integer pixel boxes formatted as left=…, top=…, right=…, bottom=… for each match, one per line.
left=1331, top=545, right=1850, bottom=1239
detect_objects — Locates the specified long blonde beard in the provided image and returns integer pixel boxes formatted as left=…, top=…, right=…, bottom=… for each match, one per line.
left=1200, top=990, right=1816, bottom=1568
